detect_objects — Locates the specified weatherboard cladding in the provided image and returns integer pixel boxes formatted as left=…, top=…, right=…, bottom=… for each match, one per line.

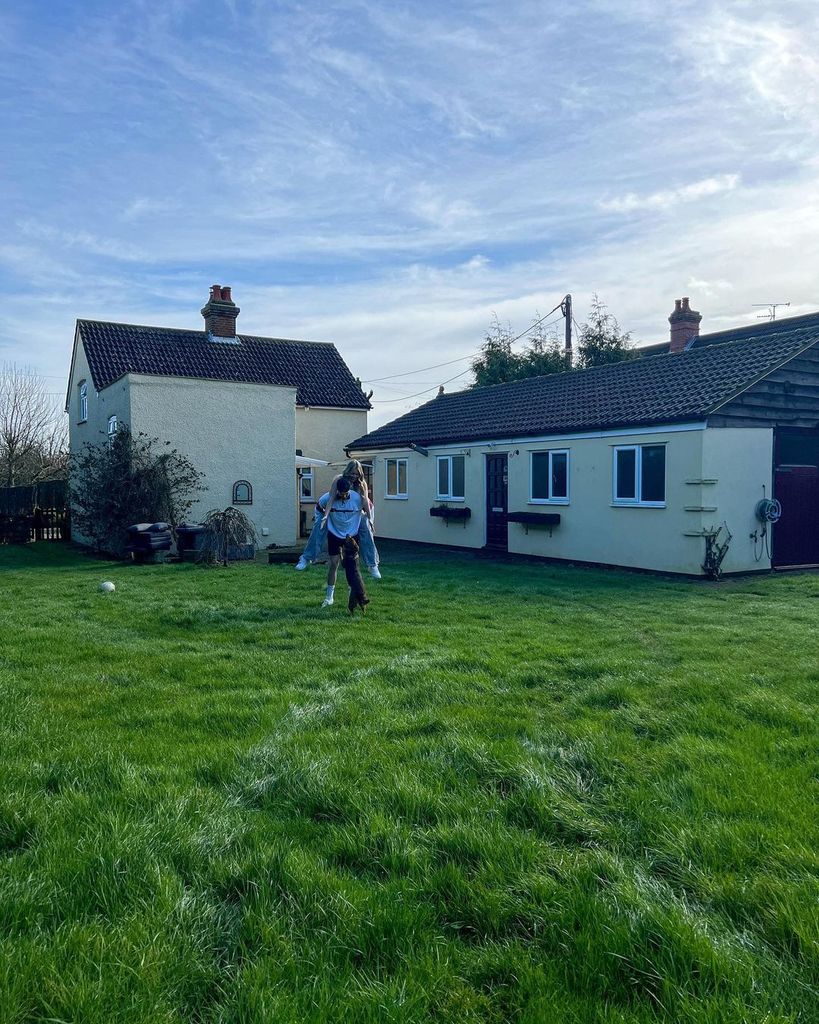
left=350, top=316, right=819, bottom=450
left=77, top=320, right=370, bottom=410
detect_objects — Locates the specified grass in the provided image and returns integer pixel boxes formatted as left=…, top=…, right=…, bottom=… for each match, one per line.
left=0, top=542, right=817, bottom=1023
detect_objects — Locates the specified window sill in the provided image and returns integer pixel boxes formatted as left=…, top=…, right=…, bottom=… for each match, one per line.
left=435, top=496, right=466, bottom=502
left=611, top=501, right=666, bottom=508
left=528, top=499, right=569, bottom=506
left=385, top=495, right=409, bottom=500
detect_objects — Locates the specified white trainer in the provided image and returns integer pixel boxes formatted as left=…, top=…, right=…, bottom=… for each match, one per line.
left=368, top=565, right=382, bottom=580
left=295, top=556, right=309, bottom=570
left=321, top=596, right=334, bottom=607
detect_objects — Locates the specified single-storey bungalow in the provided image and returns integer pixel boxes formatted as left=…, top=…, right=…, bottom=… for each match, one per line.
left=348, top=300, right=819, bottom=575
left=66, top=285, right=370, bottom=545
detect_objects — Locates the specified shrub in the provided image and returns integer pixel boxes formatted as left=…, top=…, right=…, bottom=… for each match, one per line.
left=198, top=507, right=257, bottom=566
left=69, top=428, right=206, bottom=556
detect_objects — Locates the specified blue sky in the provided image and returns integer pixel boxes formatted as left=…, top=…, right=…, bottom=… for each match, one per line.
left=2, top=0, right=818, bottom=424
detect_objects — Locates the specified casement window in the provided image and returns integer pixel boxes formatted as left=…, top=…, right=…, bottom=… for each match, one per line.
left=612, top=444, right=666, bottom=506
left=436, top=454, right=465, bottom=500
left=360, top=461, right=374, bottom=495
left=298, top=468, right=314, bottom=500
left=530, top=449, right=569, bottom=503
left=385, top=457, right=408, bottom=498
left=107, top=414, right=117, bottom=444
left=78, top=381, right=88, bottom=423
left=232, top=480, right=253, bottom=505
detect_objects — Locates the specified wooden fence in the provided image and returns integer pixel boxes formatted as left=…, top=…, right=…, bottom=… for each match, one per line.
left=0, top=480, right=69, bottom=544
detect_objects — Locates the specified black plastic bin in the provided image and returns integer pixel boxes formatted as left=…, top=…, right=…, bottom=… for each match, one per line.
left=177, top=524, right=206, bottom=560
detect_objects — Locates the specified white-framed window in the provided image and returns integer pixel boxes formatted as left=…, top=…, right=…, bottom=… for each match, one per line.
left=612, top=444, right=666, bottom=506
left=385, top=457, right=408, bottom=498
left=530, top=449, right=569, bottom=504
left=436, top=454, right=465, bottom=500
left=107, top=414, right=117, bottom=444
left=298, top=467, right=314, bottom=501
left=78, top=380, right=88, bottom=423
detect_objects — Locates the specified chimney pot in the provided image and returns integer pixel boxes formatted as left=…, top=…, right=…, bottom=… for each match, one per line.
left=201, top=284, right=240, bottom=339
left=668, top=296, right=701, bottom=354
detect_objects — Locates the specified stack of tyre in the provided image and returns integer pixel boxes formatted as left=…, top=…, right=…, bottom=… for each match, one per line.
left=127, top=522, right=173, bottom=560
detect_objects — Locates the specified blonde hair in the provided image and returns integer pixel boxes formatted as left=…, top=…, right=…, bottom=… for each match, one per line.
left=342, top=459, right=369, bottom=504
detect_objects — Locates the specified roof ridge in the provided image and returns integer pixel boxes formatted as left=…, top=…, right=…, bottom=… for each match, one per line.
left=698, top=309, right=819, bottom=343
left=429, top=325, right=810, bottom=404
left=76, top=319, right=333, bottom=347
left=350, top=326, right=819, bottom=450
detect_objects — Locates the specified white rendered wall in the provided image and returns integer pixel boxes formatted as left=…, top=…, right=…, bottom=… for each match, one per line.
left=127, top=374, right=297, bottom=545
left=296, top=406, right=368, bottom=509
left=352, top=425, right=772, bottom=574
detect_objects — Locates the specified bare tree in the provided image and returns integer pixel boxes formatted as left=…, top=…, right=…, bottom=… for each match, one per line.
left=0, top=364, right=68, bottom=488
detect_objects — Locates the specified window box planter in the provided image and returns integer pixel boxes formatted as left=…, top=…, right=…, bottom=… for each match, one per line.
left=430, top=505, right=471, bottom=527
left=507, top=511, right=561, bottom=536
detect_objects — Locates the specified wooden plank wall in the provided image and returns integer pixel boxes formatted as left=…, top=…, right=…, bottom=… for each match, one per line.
left=709, top=343, right=819, bottom=428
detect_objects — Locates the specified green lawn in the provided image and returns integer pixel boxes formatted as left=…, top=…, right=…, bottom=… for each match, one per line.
left=1, top=543, right=817, bottom=1024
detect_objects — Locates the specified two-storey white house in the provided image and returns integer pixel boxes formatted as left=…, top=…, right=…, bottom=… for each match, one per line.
left=66, top=285, right=370, bottom=546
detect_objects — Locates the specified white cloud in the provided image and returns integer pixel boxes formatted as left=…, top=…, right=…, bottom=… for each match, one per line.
left=687, top=12, right=819, bottom=126
left=2, top=0, right=818, bottom=435
left=599, top=174, right=741, bottom=214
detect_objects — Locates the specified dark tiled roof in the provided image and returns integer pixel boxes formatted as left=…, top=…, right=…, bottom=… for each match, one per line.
left=76, top=320, right=370, bottom=410
left=350, top=314, right=819, bottom=449
left=637, top=310, right=819, bottom=357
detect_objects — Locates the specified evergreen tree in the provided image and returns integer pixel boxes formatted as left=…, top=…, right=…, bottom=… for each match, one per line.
left=576, top=295, right=635, bottom=368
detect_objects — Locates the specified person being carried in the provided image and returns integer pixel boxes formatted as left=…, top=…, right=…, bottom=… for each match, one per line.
left=314, top=476, right=365, bottom=608
left=296, top=459, right=380, bottom=578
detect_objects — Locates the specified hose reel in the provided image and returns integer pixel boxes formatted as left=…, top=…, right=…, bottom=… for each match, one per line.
left=755, top=498, right=782, bottom=524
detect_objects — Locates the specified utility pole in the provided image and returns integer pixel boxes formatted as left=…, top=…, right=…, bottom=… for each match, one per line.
left=753, top=302, right=790, bottom=321
left=562, top=293, right=572, bottom=364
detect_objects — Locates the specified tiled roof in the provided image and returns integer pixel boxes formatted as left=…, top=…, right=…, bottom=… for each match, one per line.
left=76, top=320, right=370, bottom=410
left=350, top=314, right=819, bottom=450
left=637, top=310, right=819, bottom=357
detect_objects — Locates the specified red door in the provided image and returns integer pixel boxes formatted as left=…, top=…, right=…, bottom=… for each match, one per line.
left=485, top=454, right=508, bottom=551
left=773, top=429, right=819, bottom=567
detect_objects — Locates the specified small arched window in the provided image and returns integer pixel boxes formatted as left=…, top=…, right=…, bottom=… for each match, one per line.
left=233, top=480, right=252, bottom=505
left=78, top=380, right=88, bottom=423
left=107, top=414, right=117, bottom=444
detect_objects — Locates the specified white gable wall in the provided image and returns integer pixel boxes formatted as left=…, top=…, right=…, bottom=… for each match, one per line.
left=127, top=374, right=297, bottom=545
left=68, top=339, right=132, bottom=460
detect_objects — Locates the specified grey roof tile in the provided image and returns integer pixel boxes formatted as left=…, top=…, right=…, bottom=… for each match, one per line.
left=77, top=320, right=370, bottom=410
left=350, top=314, right=819, bottom=450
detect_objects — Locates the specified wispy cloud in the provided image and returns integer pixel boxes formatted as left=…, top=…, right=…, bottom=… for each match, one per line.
left=599, top=174, right=741, bottom=213
left=0, top=0, right=817, bottom=429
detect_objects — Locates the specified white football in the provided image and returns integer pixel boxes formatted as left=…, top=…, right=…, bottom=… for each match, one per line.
left=99, top=581, right=116, bottom=593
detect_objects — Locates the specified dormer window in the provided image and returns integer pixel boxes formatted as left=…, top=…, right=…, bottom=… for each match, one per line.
left=107, top=414, right=118, bottom=444
left=78, top=381, right=88, bottom=423
left=232, top=480, right=252, bottom=505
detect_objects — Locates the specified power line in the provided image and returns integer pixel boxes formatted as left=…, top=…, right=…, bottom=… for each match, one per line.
left=370, top=364, right=477, bottom=404
left=370, top=305, right=567, bottom=405
left=361, top=302, right=565, bottom=385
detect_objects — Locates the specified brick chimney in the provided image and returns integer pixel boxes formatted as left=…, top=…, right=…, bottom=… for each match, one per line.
left=668, top=296, right=701, bottom=353
left=201, top=284, right=240, bottom=339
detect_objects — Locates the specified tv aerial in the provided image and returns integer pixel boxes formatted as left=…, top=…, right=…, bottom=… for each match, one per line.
left=753, top=302, right=790, bottom=321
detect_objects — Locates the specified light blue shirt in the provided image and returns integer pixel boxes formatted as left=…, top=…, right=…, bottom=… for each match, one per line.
left=318, top=490, right=364, bottom=539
